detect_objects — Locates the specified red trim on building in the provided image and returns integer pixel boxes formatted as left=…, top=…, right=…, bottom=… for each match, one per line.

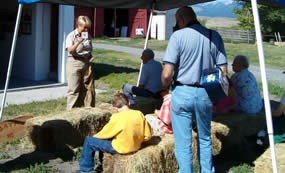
left=75, top=7, right=149, bottom=38
left=128, top=9, right=149, bottom=37
left=93, top=8, right=104, bottom=37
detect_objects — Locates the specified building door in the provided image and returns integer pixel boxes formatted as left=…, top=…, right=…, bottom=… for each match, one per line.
left=104, top=8, right=128, bottom=37
left=50, top=4, right=59, bottom=81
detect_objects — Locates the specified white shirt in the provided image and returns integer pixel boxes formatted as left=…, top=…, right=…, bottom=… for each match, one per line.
left=65, top=29, right=93, bottom=58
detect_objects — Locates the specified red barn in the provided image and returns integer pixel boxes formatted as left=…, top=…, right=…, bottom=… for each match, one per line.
left=74, top=7, right=149, bottom=38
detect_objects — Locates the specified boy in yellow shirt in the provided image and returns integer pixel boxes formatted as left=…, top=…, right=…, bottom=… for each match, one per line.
left=79, top=93, right=152, bottom=173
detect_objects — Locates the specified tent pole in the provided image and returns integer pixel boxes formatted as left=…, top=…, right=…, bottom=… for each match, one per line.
left=136, top=6, right=154, bottom=86
left=0, top=4, right=23, bottom=120
left=143, top=8, right=154, bottom=49
left=114, top=8, right=117, bottom=37
left=250, top=1, right=278, bottom=172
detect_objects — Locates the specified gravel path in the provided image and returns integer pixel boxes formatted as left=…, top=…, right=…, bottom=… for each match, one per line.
left=0, top=84, right=103, bottom=107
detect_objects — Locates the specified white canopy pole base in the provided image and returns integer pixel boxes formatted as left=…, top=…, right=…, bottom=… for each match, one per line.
left=136, top=7, right=154, bottom=86
left=0, top=4, right=23, bottom=120
left=250, top=0, right=278, bottom=172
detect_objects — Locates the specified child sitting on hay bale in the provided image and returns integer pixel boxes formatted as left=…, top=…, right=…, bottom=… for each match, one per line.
left=145, top=88, right=173, bottom=134
left=79, top=93, right=152, bottom=173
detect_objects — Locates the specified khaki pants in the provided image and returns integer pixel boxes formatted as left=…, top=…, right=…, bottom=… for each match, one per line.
left=84, top=61, right=96, bottom=107
left=66, top=57, right=96, bottom=110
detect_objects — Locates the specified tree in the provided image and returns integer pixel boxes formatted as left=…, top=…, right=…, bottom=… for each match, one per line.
left=258, top=5, right=285, bottom=36
left=234, top=1, right=285, bottom=36
left=234, top=2, right=254, bottom=31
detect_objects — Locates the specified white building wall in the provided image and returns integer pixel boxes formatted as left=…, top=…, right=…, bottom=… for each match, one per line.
left=14, top=4, right=74, bottom=83
left=34, top=3, right=51, bottom=80
left=4, top=31, right=35, bottom=80
left=165, top=9, right=177, bottom=40
left=1, top=3, right=74, bottom=84
left=58, top=5, right=74, bottom=83
left=13, top=4, right=37, bottom=80
left=13, top=4, right=51, bottom=81
left=150, top=9, right=177, bottom=41
left=150, top=14, right=166, bottom=40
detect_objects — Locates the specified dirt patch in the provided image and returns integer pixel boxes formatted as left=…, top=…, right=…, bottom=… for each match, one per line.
left=0, top=137, right=81, bottom=172
left=0, top=115, right=33, bottom=143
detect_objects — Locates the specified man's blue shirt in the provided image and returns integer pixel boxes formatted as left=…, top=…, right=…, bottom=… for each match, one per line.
left=163, top=24, right=227, bottom=85
left=139, top=59, right=163, bottom=93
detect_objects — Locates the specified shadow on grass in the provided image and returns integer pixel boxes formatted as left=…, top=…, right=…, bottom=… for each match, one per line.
left=213, top=100, right=285, bottom=173
left=0, top=150, right=74, bottom=172
left=0, top=120, right=84, bottom=172
left=212, top=99, right=283, bottom=172
left=94, top=63, right=139, bottom=79
left=214, top=136, right=267, bottom=173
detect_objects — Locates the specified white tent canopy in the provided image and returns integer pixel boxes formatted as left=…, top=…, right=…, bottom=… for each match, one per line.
left=2, top=0, right=285, bottom=172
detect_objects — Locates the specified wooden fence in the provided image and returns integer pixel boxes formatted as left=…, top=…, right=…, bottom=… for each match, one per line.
left=215, top=28, right=256, bottom=43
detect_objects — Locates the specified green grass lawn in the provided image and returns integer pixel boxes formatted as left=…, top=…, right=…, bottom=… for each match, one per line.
left=4, top=47, right=283, bottom=118
left=93, top=49, right=141, bottom=89
left=95, top=37, right=168, bottom=52
left=94, top=37, right=285, bottom=70
left=225, top=42, right=285, bottom=69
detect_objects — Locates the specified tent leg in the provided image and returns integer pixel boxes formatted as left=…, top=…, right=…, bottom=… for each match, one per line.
left=250, top=1, right=278, bottom=173
left=143, top=9, right=154, bottom=50
left=136, top=7, right=154, bottom=86
left=0, top=4, right=23, bottom=120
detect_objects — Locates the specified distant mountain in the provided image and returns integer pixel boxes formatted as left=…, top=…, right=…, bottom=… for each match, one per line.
left=192, top=0, right=242, bottom=18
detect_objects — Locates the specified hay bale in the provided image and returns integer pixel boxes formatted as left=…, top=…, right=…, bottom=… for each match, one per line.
left=97, top=103, right=116, bottom=113
left=191, top=121, right=229, bottom=160
left=193, top=112, right=265, bottom=158
left=254, top=143, right=285, bottom=173
left=25, top=105, right=112, bottom=152
left=211, top=121, right=230, bottom=155
left=212, top=112, right=266, bottom=150
left=99, top=111, right=265, bottom=173
left=130, top=96, right=163, bottom=115
left=102, top=125, right=227, bottom=173
left=102, top=134, right=177, bottom=173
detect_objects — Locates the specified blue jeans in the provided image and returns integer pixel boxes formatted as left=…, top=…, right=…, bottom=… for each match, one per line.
left=80, top=137, right=118, bottom=172
left=122, top=84, right=153, bottom=98
left=171, top=85, right=215, bottom=173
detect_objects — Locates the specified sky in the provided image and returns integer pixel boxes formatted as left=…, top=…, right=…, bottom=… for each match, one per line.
left=194, top=0, right=234, bottom=6
left=192, top=0, right=239, bottom=18
left=210, top=0, right=234, bottom=5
